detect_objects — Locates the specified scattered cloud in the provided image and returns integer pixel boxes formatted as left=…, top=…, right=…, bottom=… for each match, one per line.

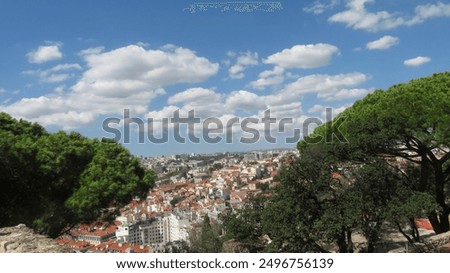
left=54, top=85, right=66, bottom=93
left=23, top=63, right=83, bottom=83
left=144, top=88, right=300, bottom=138
left=136, top=42, right=150, bottom=47
left=225, top=90, right=267, bottom=112
left=249, top=66, right=285, bottom=90
left=281, top=72, right=369, bottom=99
left=366, top=35, right=399, bottom=50
left=320, top=88, right=373, bottom=101
left=307, top=103, right=350, bottom=118
left=264, top=43, right=339, bottom=69
left=168, top=88, right=220, bottom=105
left=73, top=45, right=219, bottom=98
left=26, top=44, right=63, bottom=64
left=403, top=56, right=431, bottom=67
left=2, top=44, right=219, bottom=129
left=329, top=0, right=450, bottom=32
left=303, top=0, right=340, bottom=15
left=4, top=40, right=371, bottom=140
left=164, top=88, right=268, bottom=119
left=409, top=2, right=450, bottom=25
left=329, top=0, right=405, bottom=32
left=78, top=46, right=105, bottom=56
left=167, top=88, right=224, bottom=117
left=141, top=71, right=370, bottom=139
left=1, top=66, right=368, bottom=143
left=308, top=104, right=327, bottom=113
left=228, top=51, right=259, bottom=79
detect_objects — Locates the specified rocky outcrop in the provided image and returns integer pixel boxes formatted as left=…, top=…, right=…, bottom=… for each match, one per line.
left=392, top=231, right=450, bottom=253
left=0, top=224, right=71, bottom=253
left=421, top=231, right=450, bottom=253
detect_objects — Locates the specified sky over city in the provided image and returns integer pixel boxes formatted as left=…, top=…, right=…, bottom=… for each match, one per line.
left=1, top=0, right=449, bottom=156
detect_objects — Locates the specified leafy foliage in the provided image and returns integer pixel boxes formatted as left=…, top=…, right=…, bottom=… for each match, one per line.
left=224, top=73, right=448, bottom=252
left=0, top=113, right=154, bottom=237
left=223, top=194, right=265, bottom=252
left=298, top=73, right=450, bottom=233
left=189, top=215, right=223, bottom=253
left=337, top=72, right=450, bottom=233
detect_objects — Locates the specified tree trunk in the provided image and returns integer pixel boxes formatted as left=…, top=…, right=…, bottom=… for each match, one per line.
left=336, top=228, right=353, bottom=253
left=397, top=222, right=415, bottom=245
left=365, top=230, right=377, bottom=253
left=346, top=229, right=353, bottom=253
left=367, top=240, right=375, bottom=253
left=337, top=229, right=348, bottom=253
left=419, top=154, right=430, bottom=192
left=428, top=213, right=446, bottom=234
left=430, top=164, right=450, bottom=233
left=408, top=218, right=420, bottom=242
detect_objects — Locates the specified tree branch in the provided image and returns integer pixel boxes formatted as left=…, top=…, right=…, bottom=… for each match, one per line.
left=396, top=222, right=415, bottom=245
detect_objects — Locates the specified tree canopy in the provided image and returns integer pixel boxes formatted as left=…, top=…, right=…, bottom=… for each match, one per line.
left=0, top=113, right=154, bottom=237
left=302, top=72, right=450, bottom=233
left=224, top=72, right=448, bottom=252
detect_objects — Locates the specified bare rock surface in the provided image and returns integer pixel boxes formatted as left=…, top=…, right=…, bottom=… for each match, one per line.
left=0, top=224, right=71, bottom=253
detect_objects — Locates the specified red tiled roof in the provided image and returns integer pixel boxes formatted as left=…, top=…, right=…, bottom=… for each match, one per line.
left=92, top=241, right=149, bottom=253
left=57, top=238, right=92, bottom=250
left=230, top=190, right=248, bottom=201
left=69, top=221, right=117, bottom=237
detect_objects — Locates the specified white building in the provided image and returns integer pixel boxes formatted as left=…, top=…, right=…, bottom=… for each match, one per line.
left=116, top=223, right=143, bottom=244
left=116, top=214, right=191, bottom=247
left=141, top=214, right=190, bottom=246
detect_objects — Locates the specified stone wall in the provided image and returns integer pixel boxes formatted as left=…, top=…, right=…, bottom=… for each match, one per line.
left=0, top=224, right=71, bottom=253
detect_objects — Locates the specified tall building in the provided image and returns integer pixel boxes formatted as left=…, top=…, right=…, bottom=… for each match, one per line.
left=141, top=214, right=190, bottom=246
left=116, top=214, right=191, bottom=247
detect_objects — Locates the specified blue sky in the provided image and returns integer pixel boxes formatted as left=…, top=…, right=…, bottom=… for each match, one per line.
left=1, top=0, right=449, bottom=156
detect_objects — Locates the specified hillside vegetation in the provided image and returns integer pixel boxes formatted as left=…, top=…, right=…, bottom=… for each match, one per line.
left=0, top=113, right=154, bottom=237
left=224, top=72, right=450, bottom=252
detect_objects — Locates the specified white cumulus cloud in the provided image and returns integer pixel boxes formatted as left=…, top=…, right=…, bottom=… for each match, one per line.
left=27, top=44, right=63, bottom=64
left=282, top=72, right=369, bottom=98
left=409, top=2, right=450, bottom=25
left=329, top=0, right=450, bottom=32
left=23, top=63, right=82, bottom=83
left=264, top=43, right=339, bottom=69
left=366, top=35, right=399, bottom=50
left=225, top=90, right=267, bottom=111
left=403, top=56, right=431, bottom=67
left=126, top=71, right=370, bottom=142
left=303, top=0, right=340, bottom=15
left=320, top=88, right=373, bottom=101
left=249, top=66, right=285, bottom=90
left=73, top=45, right=219, bottom=98
left=228, top=51, right=259, bottom=79
left=2, top=44, right=219, bottom=129
left=78, top=46, right=105, bottom=56
left=167, top=87, right=224, bottom=117
left=168, top=88, right=221, bottom=105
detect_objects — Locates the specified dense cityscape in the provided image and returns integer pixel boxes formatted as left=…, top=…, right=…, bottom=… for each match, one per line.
left=55, top=149, right=295, bottom=253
